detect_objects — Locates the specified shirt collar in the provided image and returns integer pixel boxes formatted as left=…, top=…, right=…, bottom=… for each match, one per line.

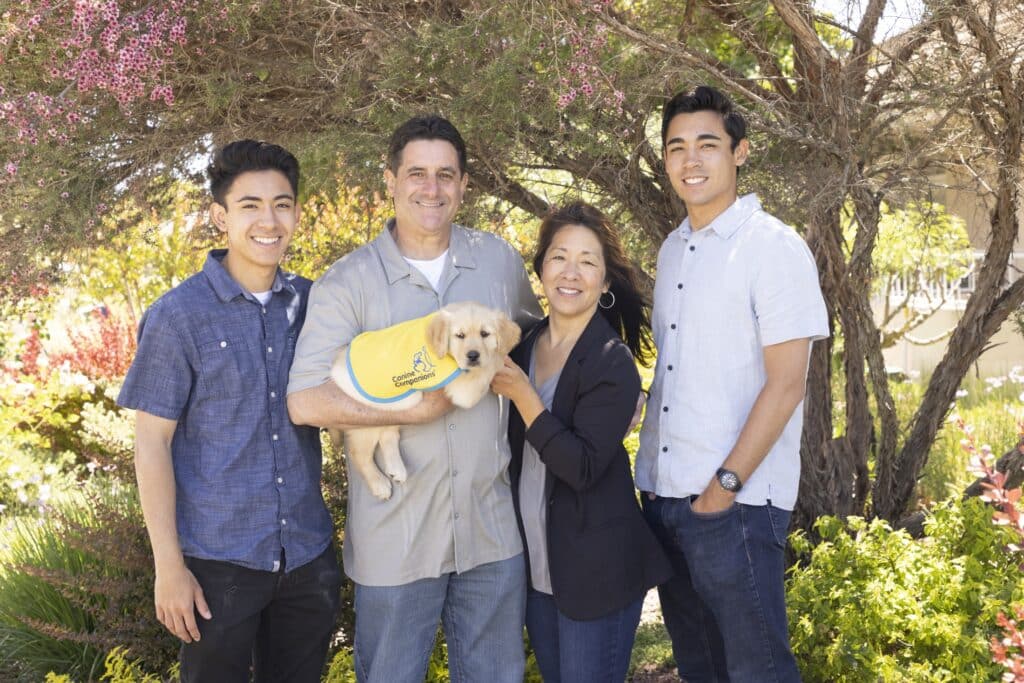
left=678, top=193, right=762, bottom=241
left=202, top=249, right=295, bottom=303
left=376, top=218, right=477, bottom=285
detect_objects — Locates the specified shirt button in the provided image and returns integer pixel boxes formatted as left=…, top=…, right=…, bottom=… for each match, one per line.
left=689, top=245, right=695, bottom=252
left=454, top=513, right=461, bottom=520
left=663, top=406, right=669, bottom=412
left=272, top=433, right=279, bottom=441
left=280, top=519, right=287, bottom=526
left=667, top=365, right=674, bottom=371
left=452, top=470, right=459, bottom=476
left=219, top=340, right=227, bottom=348
left=677, top=283, right=683, bottom=289
left=267, top=346, right=273, bottom=353
left=662, top=446, right=668, bottom=453
left=670, top=323, right=677, bottom=330
left=270, top=391, right=277, bottom=399
left=277, top=477, right=283, bottom=484
left=262, top=307, right=267, bottom=314
left=449, top=424, right=456, bottom=431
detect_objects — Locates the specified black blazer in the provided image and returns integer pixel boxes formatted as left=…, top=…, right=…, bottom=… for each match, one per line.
left=508, top=312, right=672, bottom=620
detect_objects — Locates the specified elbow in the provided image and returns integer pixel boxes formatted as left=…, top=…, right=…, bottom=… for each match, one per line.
left=287, top=392, right=315, bottom=426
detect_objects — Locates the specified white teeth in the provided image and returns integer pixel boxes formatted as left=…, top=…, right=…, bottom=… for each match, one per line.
left=557, top=287, right=581, bottom=295
left=252, top=236, right=279, bottom=244
left=683, top=177, right=706, bottom=185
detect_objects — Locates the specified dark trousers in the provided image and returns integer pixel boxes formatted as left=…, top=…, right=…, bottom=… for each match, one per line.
left=180, top=544, right=342, bottom=683
left=642, top=496, right=801, bottom=683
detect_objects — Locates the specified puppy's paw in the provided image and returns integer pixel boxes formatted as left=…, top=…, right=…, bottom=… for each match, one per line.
left=385, top=461, right=407, bottom=484
left=366, top=473, right=393, bottom=501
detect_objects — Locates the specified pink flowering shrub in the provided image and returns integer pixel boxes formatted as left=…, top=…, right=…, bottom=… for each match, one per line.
left=0, top=0, right=228, bottom=184
left=962, top=416, right=1024, bottom=682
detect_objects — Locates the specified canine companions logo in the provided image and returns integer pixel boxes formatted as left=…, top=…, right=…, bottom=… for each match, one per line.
left=393, top=346, right=438, bottom=388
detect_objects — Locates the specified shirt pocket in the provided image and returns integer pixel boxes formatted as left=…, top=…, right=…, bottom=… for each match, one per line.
left=197, top=335, right=254, bottom=399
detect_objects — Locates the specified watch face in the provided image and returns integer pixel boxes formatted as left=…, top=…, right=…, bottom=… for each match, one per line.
left=718, top=470, right=740, bottom=492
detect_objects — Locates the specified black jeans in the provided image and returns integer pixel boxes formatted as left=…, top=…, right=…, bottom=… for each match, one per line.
left=180, top=544, right=342, bottom=683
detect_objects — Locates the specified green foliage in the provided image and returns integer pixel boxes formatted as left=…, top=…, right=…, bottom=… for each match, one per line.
left=787, top=498, right=1023, bottom=682
left=629, top=621, right=675, bottom=677
left=0, top=478, right=177, bottom=681
left=916, top=372, right=1024, bottom=505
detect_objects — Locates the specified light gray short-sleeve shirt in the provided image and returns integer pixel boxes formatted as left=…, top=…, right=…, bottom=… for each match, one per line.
left=288, top=220, right=542, bottom=585
left=635, top=194, right=828, bottom=510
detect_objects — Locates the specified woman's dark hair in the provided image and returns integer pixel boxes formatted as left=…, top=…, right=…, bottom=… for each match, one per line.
left=208, top=139, right=300, bottom=206
left=533, top=202, right=653, bottom=366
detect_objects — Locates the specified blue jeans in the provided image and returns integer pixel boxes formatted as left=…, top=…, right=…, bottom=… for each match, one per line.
left=642, top=495, right=800, bottom=683
left=526, top=588, right=642, bottom=683
left=352, top=555, right=526, bottom=683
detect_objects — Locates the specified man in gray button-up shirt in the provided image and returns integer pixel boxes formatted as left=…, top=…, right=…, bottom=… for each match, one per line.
left=288, top=116, right=541, bottom=683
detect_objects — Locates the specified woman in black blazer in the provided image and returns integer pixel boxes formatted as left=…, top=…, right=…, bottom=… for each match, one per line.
left=491, top=202, right=672, bottom=683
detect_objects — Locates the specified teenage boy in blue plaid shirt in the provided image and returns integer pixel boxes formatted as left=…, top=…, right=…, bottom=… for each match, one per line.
left=118, top=140, right=341, bottom=682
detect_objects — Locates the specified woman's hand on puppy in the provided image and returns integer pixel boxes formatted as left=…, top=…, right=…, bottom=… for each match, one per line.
left=491, top=357, right=545, bottom=427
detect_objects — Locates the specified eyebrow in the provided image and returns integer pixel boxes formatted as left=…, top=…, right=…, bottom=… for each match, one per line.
left=405, top=165, right=459, bottom=174
left=665, top=132, right=723, bottom=146
left=235, top=193, right=295, bottom=203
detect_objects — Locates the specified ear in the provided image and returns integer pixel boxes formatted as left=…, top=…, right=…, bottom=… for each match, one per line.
left=209, top=202, right=228, bottom=234
left=496, top=317, right=521, bottom=355
left=384, top=168, right=396, bottom=197
left=427, top=312, right=450, bottom=358
left=734, top=138, right=750, bottom=167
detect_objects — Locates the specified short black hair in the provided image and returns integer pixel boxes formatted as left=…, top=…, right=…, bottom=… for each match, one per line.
left=387, top=115, right=467, bottom=175
left=661, top=86, right=747, bottom=151
left=208, top=139, right=300, bottom=206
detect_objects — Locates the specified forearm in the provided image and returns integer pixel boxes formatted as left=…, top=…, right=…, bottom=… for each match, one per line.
left=134, top=437, right=185, bottom=573
left=287, top=381, right=445, bottom=429
left=510, top=386, right=545, bottom=429
left=721, top=377, right=807, bottom=482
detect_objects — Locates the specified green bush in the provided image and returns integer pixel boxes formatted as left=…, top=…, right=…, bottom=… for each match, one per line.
left=787, top=497, right=1023, bottom=682
left=0, top=477, right=177, bottom=681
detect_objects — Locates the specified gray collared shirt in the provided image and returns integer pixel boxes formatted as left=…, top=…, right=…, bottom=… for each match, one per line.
left=118, top=250, right=333, bottom=572
left=288, top=221, right=542, bottom=586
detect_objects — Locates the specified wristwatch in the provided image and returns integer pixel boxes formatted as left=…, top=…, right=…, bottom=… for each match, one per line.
left=716, top=467, right=743, bottom=493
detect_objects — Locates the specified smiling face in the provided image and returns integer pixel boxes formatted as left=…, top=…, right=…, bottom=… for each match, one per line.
left=385, top=138, right=469, bottom=251
left=210, top=169, right=300, bottom=293
left=663, top=109, right=749, bottom=230
left=540, top=223, right=608, bottom=323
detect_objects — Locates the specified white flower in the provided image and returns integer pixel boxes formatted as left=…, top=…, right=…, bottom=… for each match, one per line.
left=43, top=464, right=57, bottom=476
left=955, top=389, right=968, bottom=398
left=6, top=464, right=20, bottom=476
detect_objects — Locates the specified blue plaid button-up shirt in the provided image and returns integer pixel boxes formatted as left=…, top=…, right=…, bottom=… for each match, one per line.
left=118, top=250, right=333, bottom=572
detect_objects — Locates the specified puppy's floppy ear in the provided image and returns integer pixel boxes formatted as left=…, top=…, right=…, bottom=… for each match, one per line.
left=496, top=317, right=521, bottom=355
left=427, top=311, right=450, bottom=358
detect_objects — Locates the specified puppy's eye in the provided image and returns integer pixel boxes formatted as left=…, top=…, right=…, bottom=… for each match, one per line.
left=480, top=331, right=490, bottom=338
left=455, top=332, right=466, bottom=339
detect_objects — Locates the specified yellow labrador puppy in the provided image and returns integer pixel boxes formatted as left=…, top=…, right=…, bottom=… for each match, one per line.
left=331, top=302, right=521, bottom=500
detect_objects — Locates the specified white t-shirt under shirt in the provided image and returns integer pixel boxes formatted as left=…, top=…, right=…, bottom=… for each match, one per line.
left=403, top=250, right=449, bottom=291
left=635, top=194, right=829, bottom=510
left=252, top=290, right=272, bottom=305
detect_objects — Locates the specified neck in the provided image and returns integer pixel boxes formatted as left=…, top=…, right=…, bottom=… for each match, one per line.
left=688, top=193, right=739, bottom=231
left=222, top=253, right=276, bottom=293
left=546, top=309, right=594, bottom=348
left=393, top=223, right=451, bottom=259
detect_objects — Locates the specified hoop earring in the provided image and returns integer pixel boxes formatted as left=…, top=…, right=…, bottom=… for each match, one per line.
left=598, top=290, right=616, bottom=309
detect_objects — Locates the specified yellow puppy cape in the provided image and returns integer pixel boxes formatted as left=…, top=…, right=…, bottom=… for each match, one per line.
left=346, top=313, right=462, bottom=403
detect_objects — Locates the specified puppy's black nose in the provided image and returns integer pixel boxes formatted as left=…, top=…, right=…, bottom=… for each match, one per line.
left=466, top=350, right=480, bottom=364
